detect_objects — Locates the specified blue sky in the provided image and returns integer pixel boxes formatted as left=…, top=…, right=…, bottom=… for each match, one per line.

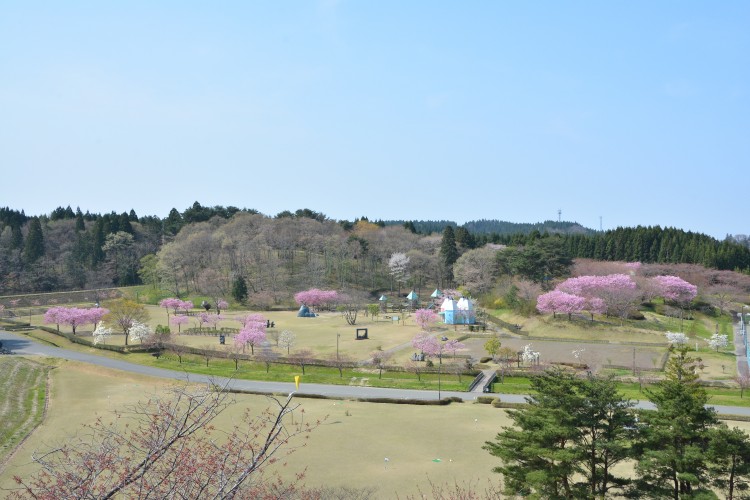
left=1, top=1, right=748, bottom=239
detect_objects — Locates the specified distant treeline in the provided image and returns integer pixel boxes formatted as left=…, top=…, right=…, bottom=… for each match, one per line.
left=1, top=202, right=749, bottom=295
left=485, top=227, right=750, bottom=271
left=384, top=219, right=593, bottom=236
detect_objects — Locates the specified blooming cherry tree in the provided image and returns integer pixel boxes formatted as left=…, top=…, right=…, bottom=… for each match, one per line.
left=651, top=275, right=698, bottom=304
left=236, top=313, right=266, bottom=328
left=411, top=333, right=440, bottom=357
left=44, top=307, right=64, bottom=331
left=557, top=274, right=639, bottom=321
left=235, top=324, right=267, bottom=354
left=293, top=289, right=339, bottom=310
left=216, top=299, right=229, bottom=314
left=159, top=298, right=181, bottom=322
left=170, top=315, right=189, bottom=333
left=413, top=309, right=439, bottom=331
left=665, top=332, right=689, bottom=345
left=92, top=323, right=112, bottom=345
left=707, top=333, right=729, bottom=352
left=45, top=307, right=109, bottom=335
left=536, top=290, right=586, bottom=319
left=278, top=330, right=296, bottom=354
left=443, top=339, right=466, bottom=359
left=129, top=321, right=151, bottom=343
left=388, top=253, right=410, bottom=295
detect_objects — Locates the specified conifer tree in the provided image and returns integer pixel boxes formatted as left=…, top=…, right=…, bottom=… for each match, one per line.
left=632, top=346, right=718, bottom=497
left=231, top=275, right=249, bottom=304
left=75, top=207, right=85, bottom=231
left=440, top=225, right=458, bottom=283
left=10, top=224, right=23, bottom=249
left=23, top=217, right=45, bottom=264
left=484, top=369, right=635, bottom=498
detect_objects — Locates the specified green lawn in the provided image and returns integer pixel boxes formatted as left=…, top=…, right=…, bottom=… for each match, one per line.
left=0, top=357, right=49, bottom=465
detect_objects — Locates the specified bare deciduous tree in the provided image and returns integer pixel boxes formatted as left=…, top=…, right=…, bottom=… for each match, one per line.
left=11, top=383, right=318, bottom=499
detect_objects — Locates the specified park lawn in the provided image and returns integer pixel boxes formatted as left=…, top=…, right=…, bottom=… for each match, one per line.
left=0, top=360, right=508, bottom=497
left=489, top=309, right=669, bottom=344
left=124, top=351, right=474, bottom=392
left=0, top=357, right=49, bottom=466
left=74, top=307, right=448, bottom=361
left=694, top=347, right=740, bottom=379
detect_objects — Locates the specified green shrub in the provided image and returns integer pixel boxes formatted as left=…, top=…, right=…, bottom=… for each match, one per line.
left=476, top=396, right=496, bottom=404
left=491, top=397, right=504, bottom=408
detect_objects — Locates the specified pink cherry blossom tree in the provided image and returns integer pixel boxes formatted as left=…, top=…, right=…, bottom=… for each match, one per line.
left=236, top=313, right=266, bottom=328
left=45, top=307, right=107, bottom=335
left=201, top=313, right=223, bottom=331
left=536, top=290, right=586, bottom=320
left=234, top=323, right=266, bottom=354
left=216, top=299, right=229, bottom=314
left=651, top=275, right=698, bottom=304
left=44, top=306, right=65, bottom=331
left=293, top=289, right=339, bottom=310
left=443, top=339, right=465, bottom=357
left=557, top=274, right=639, bottom=321
left=651, top=275, right=698, bottom=330
left=158, top=298, right=182, bottom=322
left=87, top=307, right=109, bottom=330
left=412, top=333, right=440, bottom=358
left=170, top=315, right=189, bottom=333
left=414, top=308, right=439, bottom=332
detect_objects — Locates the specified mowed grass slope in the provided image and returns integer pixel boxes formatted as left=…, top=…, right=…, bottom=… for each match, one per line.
left=0, top=357, right=49, bottom=466
left=0, top=360, right=507, bottom=497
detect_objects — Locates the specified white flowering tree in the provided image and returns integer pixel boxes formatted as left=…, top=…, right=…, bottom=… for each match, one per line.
left=665, top=332, right=689, bottom=345
left=92, top=323, right=112, bottom=345
left=520, top=344, right=540, bottom=365
left=278, top=330, right=296, bottom=355
left=707, top=333, right=729, bottom=352
left=388, top=252, right=410, bottom=296
left=129, top=321, right=152, bottom=343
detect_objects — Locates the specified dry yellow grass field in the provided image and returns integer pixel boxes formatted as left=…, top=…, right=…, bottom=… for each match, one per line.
left=0, top=359, right=508, bottom=498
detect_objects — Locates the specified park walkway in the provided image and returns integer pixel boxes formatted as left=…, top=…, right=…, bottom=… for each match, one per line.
left=735, top=319, right=749, bottom=378
left=2, top=329, right=750, bottom=416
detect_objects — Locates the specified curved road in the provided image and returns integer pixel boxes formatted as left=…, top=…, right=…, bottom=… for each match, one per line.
left=2, top=330, right=749, bottom=417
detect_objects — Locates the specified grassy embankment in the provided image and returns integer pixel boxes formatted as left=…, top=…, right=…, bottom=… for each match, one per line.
left=0, top=357, right=49, bottom=466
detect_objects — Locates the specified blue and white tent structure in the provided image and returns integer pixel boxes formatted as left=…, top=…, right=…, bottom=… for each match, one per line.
left=439, top=297, right=476, bottom=325
left=297, top=304, right=317, bottom=317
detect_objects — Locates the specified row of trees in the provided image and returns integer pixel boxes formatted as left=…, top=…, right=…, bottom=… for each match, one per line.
left=4, top=201, right=750, bottom=299
left=485, top=347, right=750, bottom=498
left=45, top=300, right=149, bottom=346
left=536, top=273, right=698, bottom=322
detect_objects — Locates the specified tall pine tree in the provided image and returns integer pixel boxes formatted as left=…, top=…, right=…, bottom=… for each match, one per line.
left=23, top=217, right=45, bottom=264
left=633, top=346, right=718, bottom=497
left=440, top=225, right=458, bottom=284
left=484, top=370, right=635, bottom=498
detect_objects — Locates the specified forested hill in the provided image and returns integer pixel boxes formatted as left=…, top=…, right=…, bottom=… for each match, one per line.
left=463, top=219, right=592, bottom=235
left=383, top=219, right=594, bottom=236
left=485, top=226, right=750, bottom=271
left=1, top=202, right=750, bottom=295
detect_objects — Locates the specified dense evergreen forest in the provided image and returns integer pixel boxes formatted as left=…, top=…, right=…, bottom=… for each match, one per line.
left=1, top=201, right=749, bottom=296
left=384, top=219, right=593, bottom=236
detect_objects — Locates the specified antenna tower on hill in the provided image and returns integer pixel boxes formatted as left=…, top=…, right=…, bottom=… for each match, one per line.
left=557, top=209, right=561, bottom=222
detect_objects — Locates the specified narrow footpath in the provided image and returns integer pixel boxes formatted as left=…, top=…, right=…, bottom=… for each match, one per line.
left=2, top=330, right=750, bottom=416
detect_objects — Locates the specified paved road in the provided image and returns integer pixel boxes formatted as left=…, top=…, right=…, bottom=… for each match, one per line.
left=734, top=320, right=749, bottom=378
left=2, top=330, right=750, bottom=416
